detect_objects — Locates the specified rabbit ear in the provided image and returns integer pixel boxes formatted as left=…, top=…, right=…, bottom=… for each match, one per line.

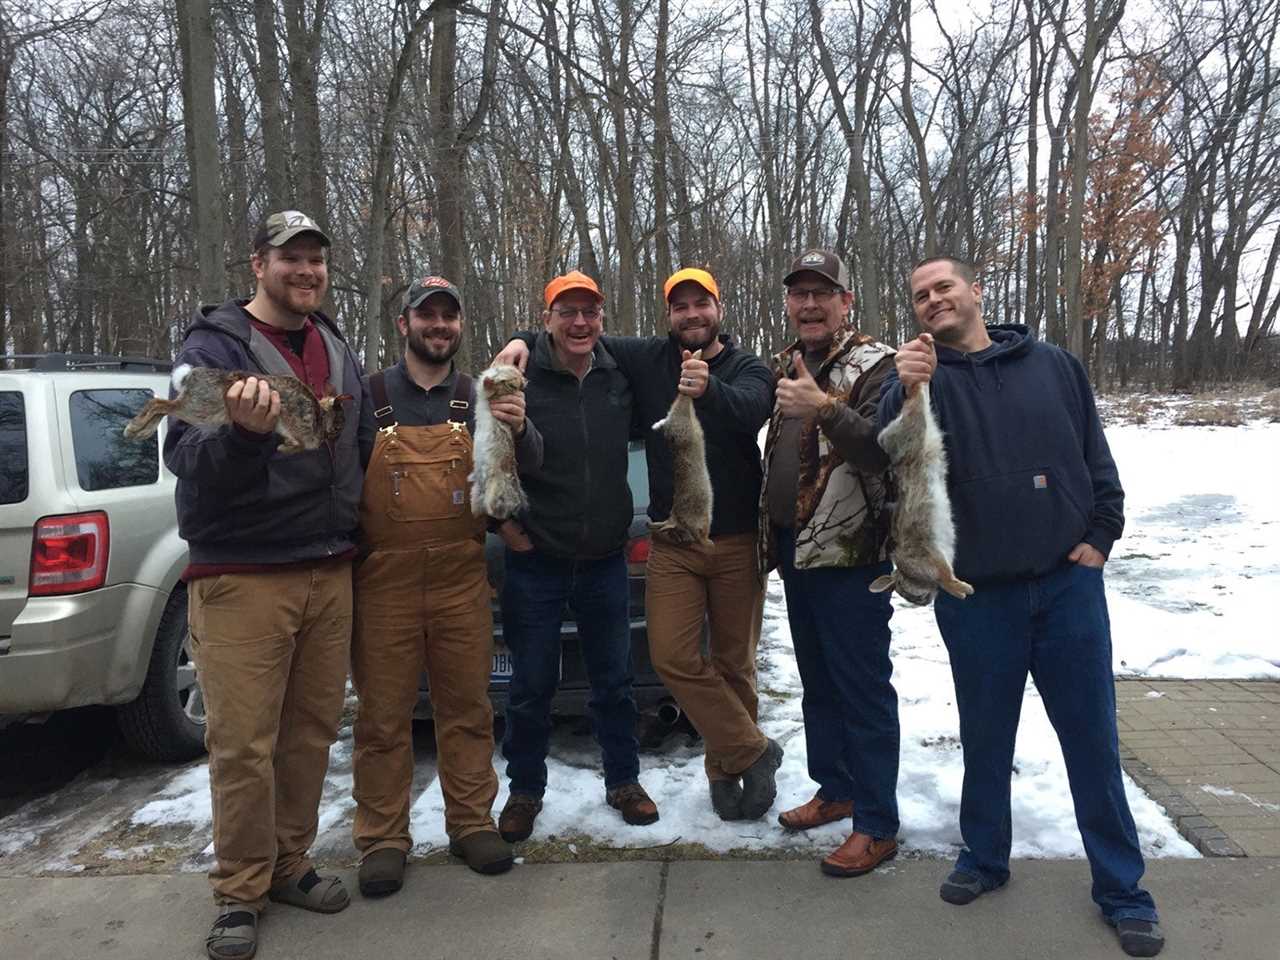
left=869, top=575, right=896, bottom=593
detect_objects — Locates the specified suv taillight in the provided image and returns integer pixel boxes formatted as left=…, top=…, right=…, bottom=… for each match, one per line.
left=626, top=536, right=650, bottom=565
left=30, top=512, right=110, bottom=596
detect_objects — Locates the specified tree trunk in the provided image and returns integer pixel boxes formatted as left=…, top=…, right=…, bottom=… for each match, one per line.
left=252, top=0, right=288, bottom=211
left=283, top=0, right=327, bottom=223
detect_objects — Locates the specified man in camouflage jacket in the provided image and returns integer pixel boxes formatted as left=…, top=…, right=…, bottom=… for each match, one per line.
left=759, top=249, right=901, bottom=880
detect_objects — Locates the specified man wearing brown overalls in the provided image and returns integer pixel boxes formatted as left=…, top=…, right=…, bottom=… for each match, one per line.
left=351, top=276, right=542, bottom=894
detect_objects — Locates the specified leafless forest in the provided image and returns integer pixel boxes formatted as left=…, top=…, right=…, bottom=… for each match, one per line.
left=2, top=0, right=1278, bottom=388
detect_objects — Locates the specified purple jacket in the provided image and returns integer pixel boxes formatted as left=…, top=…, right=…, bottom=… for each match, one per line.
left=163, top=299, right=364, bottom=566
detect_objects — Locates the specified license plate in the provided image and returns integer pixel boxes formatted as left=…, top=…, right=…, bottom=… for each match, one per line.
left=491, top=647, right=514, bottom=681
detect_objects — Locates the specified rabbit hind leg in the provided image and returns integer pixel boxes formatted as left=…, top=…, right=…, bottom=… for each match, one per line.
left=929, top=550, right=974, bottom=599
left=122, top=398, right=179, bottom=439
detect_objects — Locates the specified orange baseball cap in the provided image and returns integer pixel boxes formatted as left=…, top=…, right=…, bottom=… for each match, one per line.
left=544, top=270, right=603, bottom=308
left=663, top=267, right=720, bottom=302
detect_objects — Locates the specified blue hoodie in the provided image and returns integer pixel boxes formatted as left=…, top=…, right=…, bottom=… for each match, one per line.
left=877, top=325, right=1123, bottom=585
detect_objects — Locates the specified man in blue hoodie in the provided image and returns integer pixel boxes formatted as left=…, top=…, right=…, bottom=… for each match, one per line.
left=879, top=256, right=1162, bottom=958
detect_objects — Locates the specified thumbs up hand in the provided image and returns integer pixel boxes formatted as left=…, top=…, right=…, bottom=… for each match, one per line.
left=677, top=349, right=709, bottom=398
left=775, top=352, right=832, bottom=419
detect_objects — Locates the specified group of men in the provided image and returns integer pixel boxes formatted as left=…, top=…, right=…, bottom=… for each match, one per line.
left=168, top=209, right=1163, bottom=960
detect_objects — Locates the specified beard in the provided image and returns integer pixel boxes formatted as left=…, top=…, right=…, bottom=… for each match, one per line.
left=674, top=318, right=720, bottom=353
left=406, top=328, right=461, bottom=365
left=261, top=274, right=324, bottom=318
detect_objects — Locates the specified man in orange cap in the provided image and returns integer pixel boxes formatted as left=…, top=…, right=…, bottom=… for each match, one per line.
left=494, top=266, right=778, bottom=822
left=495, top=269, right=660, bottom=842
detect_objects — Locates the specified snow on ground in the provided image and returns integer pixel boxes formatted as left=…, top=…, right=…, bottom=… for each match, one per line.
left=8, top=418, right=1278, bottom=870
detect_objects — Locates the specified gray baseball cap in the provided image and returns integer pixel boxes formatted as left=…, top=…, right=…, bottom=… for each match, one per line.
left=405, top=275, right=464, bottom=312
left=253, top=210, right=331, bottom=248
left=783, top=249, right=851, bottom=290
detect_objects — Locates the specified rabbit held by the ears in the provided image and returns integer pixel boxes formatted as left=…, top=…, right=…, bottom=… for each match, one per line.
left=649, top=351, right=714, bottom=547
left=469, top=364, right=529, bottom=519
left=870, top=383, right=974, bottom=605
left=123, top=364, right=349, bottom=454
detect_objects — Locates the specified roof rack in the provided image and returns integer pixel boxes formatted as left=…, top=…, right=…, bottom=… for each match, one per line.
left=0, top=353, right=173, bottom=373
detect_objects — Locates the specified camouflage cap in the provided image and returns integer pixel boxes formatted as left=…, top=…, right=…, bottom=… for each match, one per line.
left=253, top=210, right=331, bottom=249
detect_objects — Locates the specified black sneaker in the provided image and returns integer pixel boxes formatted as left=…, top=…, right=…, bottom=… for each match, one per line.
left=739, top=739, right=783, bottom=820
left=939, top=870, right=986, bottom=905
left=1115, top=918, right=1165, bottom=957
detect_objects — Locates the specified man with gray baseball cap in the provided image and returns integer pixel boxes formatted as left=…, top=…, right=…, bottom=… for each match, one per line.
left=759, top=248, right=902, bottom=878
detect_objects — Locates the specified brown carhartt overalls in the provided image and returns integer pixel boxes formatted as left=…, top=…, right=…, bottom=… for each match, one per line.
left=351, top=375, right=499, bottom=853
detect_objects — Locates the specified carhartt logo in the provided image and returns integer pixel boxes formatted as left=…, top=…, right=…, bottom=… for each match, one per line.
left=801, top=251, right=826, bottom=265
left=1033, top=474, right=1048, bottom=489
left=452, top=489, right=465, bottom=505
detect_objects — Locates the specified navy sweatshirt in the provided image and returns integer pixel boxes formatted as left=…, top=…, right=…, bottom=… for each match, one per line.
left=877, top=325, right=1124, bottom=584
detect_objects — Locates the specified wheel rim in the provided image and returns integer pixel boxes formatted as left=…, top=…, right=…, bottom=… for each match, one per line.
left=177, top=631, right=206, bottom=725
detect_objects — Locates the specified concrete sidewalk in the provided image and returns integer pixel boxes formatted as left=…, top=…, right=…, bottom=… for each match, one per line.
left=1117, top=679, right=1280, bottom=857
left=2, top=858, right=1278, bottom=960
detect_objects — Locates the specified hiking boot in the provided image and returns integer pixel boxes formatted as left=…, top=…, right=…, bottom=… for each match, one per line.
left=449, top=829, right=515, bottom=875
left=606, top=783, right=660, bottom=825
left=709, top=779, right=744, bottom=821
left=498, top=793, right=543, bottom=843
left=739, top=739, right=783, bottom=820
left=206, top=904, right=258, bottom=960
left=820, top=833, right=897, bottom=877
left=939, top=869, right=988, bottom=905
left=267, top=868, right=350, bottom=913
left=1115, top=918, right=1165, bottom=957
left=778, top=794, right=853, bottom=831
left=358, top=848, right=406, bottom=897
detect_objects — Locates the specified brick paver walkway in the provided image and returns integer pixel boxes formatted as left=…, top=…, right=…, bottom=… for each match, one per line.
left=1116, top=678, right=1280, bottom=856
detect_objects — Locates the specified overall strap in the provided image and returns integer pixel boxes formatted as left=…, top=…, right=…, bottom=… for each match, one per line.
left=448, top=374, right=472, bottom=424
left=370, top=371, right=396, bottom=429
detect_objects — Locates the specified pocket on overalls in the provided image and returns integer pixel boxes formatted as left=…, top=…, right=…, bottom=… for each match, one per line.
left=383, top=446, right=469, bottom=521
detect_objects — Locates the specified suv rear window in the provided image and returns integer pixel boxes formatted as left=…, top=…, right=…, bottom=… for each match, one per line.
left=0, top=391, right=27, bottom=504
left=70, top=389, right=159, bottom=490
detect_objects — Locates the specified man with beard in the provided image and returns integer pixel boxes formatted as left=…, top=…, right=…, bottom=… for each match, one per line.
left=350, top=275, right=542, bottom=892
left=492, top=268, right=778, bottom=821
left=165, top=211, right=364, bottom=960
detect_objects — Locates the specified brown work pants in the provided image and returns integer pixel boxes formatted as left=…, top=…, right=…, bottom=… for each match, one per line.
left=188, top=562, right=353, bottom=909
left=645, top=532, right=768, bottom=781
left=351, top=539, right=497, bottom=851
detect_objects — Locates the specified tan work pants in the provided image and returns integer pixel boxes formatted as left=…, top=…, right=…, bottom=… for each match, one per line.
left=188, top=562, right=353, bottom=908
left=645, top=532, right=768, bottom=780
left=351, top=419, right=497, bottom=854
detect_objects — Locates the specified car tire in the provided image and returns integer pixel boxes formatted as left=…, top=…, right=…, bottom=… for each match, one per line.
left=117, top=587, right=207, bottom=761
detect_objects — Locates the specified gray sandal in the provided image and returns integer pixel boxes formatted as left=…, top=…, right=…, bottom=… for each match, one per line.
left=267, top=868, right=350, bottom=914
left=206, top=905, right=258, bottom=960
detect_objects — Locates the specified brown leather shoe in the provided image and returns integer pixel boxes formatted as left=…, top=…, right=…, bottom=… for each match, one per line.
left=820, top=833, right=898, bottom=877
left=606, top=783, right=660, bottom=825
left=778, top=794, right=854, bottom=831
left=498, top=793, right=543, bottom=843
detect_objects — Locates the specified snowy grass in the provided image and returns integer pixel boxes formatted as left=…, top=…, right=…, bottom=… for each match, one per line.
left=8, top=418, right=1279, bottom=871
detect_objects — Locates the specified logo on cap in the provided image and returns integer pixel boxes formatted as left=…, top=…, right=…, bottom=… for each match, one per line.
left=422, top=276, right=451, bottom=288
left=801, top=251, right=826, bottom=265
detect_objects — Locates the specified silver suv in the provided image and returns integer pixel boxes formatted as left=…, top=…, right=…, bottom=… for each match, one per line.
left=0, top=354, right=203, bottom=760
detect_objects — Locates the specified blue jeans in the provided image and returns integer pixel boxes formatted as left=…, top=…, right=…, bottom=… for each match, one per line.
left=935, top=561, right=1158, bottom=923
left=776, top=527, right=900, bottom=839
left=500, top=549, right=639, bottom=796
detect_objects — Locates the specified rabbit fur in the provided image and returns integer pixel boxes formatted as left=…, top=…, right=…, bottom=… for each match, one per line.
left=869, top=383, right=974, bottom=604
left=649, top=351, right=714, bottom=547
left=469, top=364, right=529, bottom=519
left=123, top=363, right=348, bottom=454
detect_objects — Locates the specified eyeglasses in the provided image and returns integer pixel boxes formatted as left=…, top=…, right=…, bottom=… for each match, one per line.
left=551, top=306, right=602, bottom=321
left=785, top=287, right=840, bottom=303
